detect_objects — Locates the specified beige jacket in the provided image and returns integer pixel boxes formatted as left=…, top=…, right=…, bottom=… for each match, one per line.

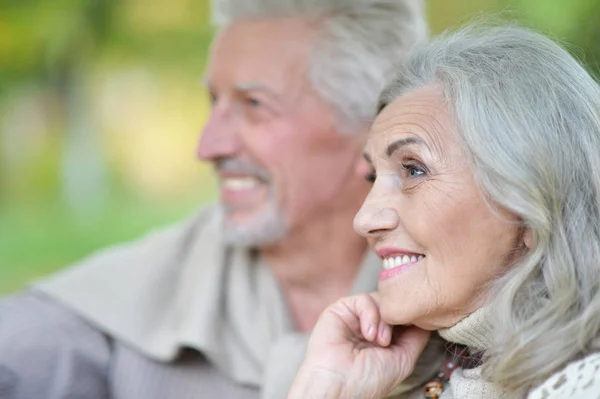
left=21, top=206, right=441, bottom=398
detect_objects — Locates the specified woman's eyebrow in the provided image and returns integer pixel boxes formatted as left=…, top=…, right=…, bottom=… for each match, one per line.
left=363, top=152, right=372, bottom=164
left=385, top=137, right=426, bottom=157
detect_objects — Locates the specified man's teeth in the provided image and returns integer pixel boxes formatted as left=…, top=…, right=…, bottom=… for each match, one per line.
left=222, top=177, right=261, bottom=191
left=382, top=255, right=424, bottom=270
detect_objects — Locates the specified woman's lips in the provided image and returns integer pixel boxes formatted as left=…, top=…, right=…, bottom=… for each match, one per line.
left=375, top=247, right=425, bottom=281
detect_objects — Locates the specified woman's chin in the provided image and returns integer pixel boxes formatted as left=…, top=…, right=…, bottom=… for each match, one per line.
left=379, top=300, right=416, bottom=326
left=378, top=298, right=440, bottom=330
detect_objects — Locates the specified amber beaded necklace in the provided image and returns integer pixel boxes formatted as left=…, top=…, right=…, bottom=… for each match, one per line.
left=423, top=344, right=482, bottom=398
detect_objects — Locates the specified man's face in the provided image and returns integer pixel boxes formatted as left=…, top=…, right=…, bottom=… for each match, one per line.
left=198, top=18, right=368, bottom=246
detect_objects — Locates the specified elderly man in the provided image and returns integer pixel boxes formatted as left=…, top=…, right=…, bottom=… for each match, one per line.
left=0, top=1, right=439, bottom=398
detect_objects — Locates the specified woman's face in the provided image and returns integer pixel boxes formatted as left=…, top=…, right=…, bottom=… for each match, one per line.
left=354, top=85, right=523, bottom=330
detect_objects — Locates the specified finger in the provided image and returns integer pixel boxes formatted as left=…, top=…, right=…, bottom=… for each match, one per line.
left=393, top=326, right=431, bottom=368
left=368, top=291, right=381, bottom=304
left=376, top=320, right=392, bottom=347
left=366, top=292, right=394, bottom=346
left=350, top=294, right=380, bottom=342
left=328, top=294, right=381, bottom=341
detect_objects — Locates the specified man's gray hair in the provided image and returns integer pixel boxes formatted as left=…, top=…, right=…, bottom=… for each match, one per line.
left=380, top=24, right=600, bottom=394
left=212, top=0, right=428, bottom=132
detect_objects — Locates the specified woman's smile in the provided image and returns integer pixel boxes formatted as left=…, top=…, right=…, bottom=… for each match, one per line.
left=376, top=247, right=425, bottom=280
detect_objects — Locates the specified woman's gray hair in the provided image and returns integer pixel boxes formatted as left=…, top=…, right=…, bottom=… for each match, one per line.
left=380, top=24, right=600, bottom=394
left=211, top=0, right=428, bottom=133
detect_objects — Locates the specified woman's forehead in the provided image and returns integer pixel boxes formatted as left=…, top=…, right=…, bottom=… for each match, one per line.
left=368, top=86, right=452, bottom=153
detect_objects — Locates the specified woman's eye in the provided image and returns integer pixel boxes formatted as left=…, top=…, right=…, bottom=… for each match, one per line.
left=402, top=163, right=426, bottom=177
left=365, top=172, right=377, bottom=183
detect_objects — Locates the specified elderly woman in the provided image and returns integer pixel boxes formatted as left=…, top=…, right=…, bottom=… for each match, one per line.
left=287, top=25, right=600, bottom=399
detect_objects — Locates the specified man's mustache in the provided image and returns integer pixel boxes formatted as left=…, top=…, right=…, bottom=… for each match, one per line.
left=215, top=159, right=272, bottom=182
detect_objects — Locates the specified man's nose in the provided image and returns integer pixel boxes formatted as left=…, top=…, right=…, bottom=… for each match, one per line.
left=353, top=196, right=400, bottom=238
left=196, top=110, right=241, bottom=161
left=354, top=157, right=372, bottom=179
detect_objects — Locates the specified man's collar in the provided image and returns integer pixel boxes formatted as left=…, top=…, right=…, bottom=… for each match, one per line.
left=34, top=208, right=226, bottom=363
left=32, top=207, right=435, bottom=397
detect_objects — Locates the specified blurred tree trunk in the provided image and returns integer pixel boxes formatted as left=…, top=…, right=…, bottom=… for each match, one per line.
left=47, top=0, right=115, bottom=218
left=60, top=69, right=107, bottom=218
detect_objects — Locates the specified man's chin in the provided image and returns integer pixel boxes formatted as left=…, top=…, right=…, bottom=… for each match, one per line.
left=222, top=207, right=258, bottom=225
left=219, top=206, right=288, bottom=247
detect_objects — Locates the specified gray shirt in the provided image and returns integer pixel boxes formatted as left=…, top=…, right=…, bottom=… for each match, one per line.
left=0, top=293, right=258, bottom=399
left=0, top=208, right=443, bottom=398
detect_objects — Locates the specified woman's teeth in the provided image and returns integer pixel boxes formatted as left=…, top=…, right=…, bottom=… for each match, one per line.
left=382, top=255, right=424, bottom=270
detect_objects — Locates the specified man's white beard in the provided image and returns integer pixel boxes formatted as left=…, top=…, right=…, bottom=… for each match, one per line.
left=219, top=202, right=289, bottom=248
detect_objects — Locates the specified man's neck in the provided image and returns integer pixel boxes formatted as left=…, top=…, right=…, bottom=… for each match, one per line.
left=260, top=208, right=368, bottom=332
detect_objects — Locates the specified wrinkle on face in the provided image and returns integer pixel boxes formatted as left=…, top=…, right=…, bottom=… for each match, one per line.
left=356, top=85, right=523, bottom=329
left=373, top=93, right=451, bottom=158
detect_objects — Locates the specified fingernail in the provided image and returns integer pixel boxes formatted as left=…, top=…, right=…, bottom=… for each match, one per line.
left=381, top=327, right=390, bottom=344
left=368, top=325, right=376, bottom=339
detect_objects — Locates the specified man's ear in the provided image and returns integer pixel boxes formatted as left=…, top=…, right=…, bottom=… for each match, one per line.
left=523, top=227, right=533, bottom=249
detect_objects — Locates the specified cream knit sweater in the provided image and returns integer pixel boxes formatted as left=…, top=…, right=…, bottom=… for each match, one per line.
left=434, top=307, right=600, bottom=398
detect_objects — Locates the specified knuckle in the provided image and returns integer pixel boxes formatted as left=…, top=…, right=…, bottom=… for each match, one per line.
left=355, top=293, right=372, bottom=304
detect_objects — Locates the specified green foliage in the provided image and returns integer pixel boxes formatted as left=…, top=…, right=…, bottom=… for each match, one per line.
left=0, top=0, right=212, bottom=90
left=0, top=193, right=212, bottom=295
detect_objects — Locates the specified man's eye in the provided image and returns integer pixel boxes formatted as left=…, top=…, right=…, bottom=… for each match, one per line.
left=365, top=172, right=377, bottom=183
left=209, top=92, right=218, bottom=106
left=246, top=97, right=261, bottom=107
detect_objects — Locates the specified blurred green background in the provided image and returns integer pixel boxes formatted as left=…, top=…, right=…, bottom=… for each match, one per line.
left=1, top=0, right=599, bottom=295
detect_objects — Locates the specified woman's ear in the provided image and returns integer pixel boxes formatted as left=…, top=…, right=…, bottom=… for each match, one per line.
left=523, top=228, right=533, bottom=249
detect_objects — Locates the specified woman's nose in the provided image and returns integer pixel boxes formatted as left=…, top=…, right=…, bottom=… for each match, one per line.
left=353, top=201, right=400, bottom=238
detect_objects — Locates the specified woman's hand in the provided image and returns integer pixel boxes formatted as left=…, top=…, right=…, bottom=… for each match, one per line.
left=287, top=293, right=430, bottom=399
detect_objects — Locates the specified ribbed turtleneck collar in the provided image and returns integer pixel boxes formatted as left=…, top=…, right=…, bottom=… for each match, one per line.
left=437, top=305, right=494, bottom=352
